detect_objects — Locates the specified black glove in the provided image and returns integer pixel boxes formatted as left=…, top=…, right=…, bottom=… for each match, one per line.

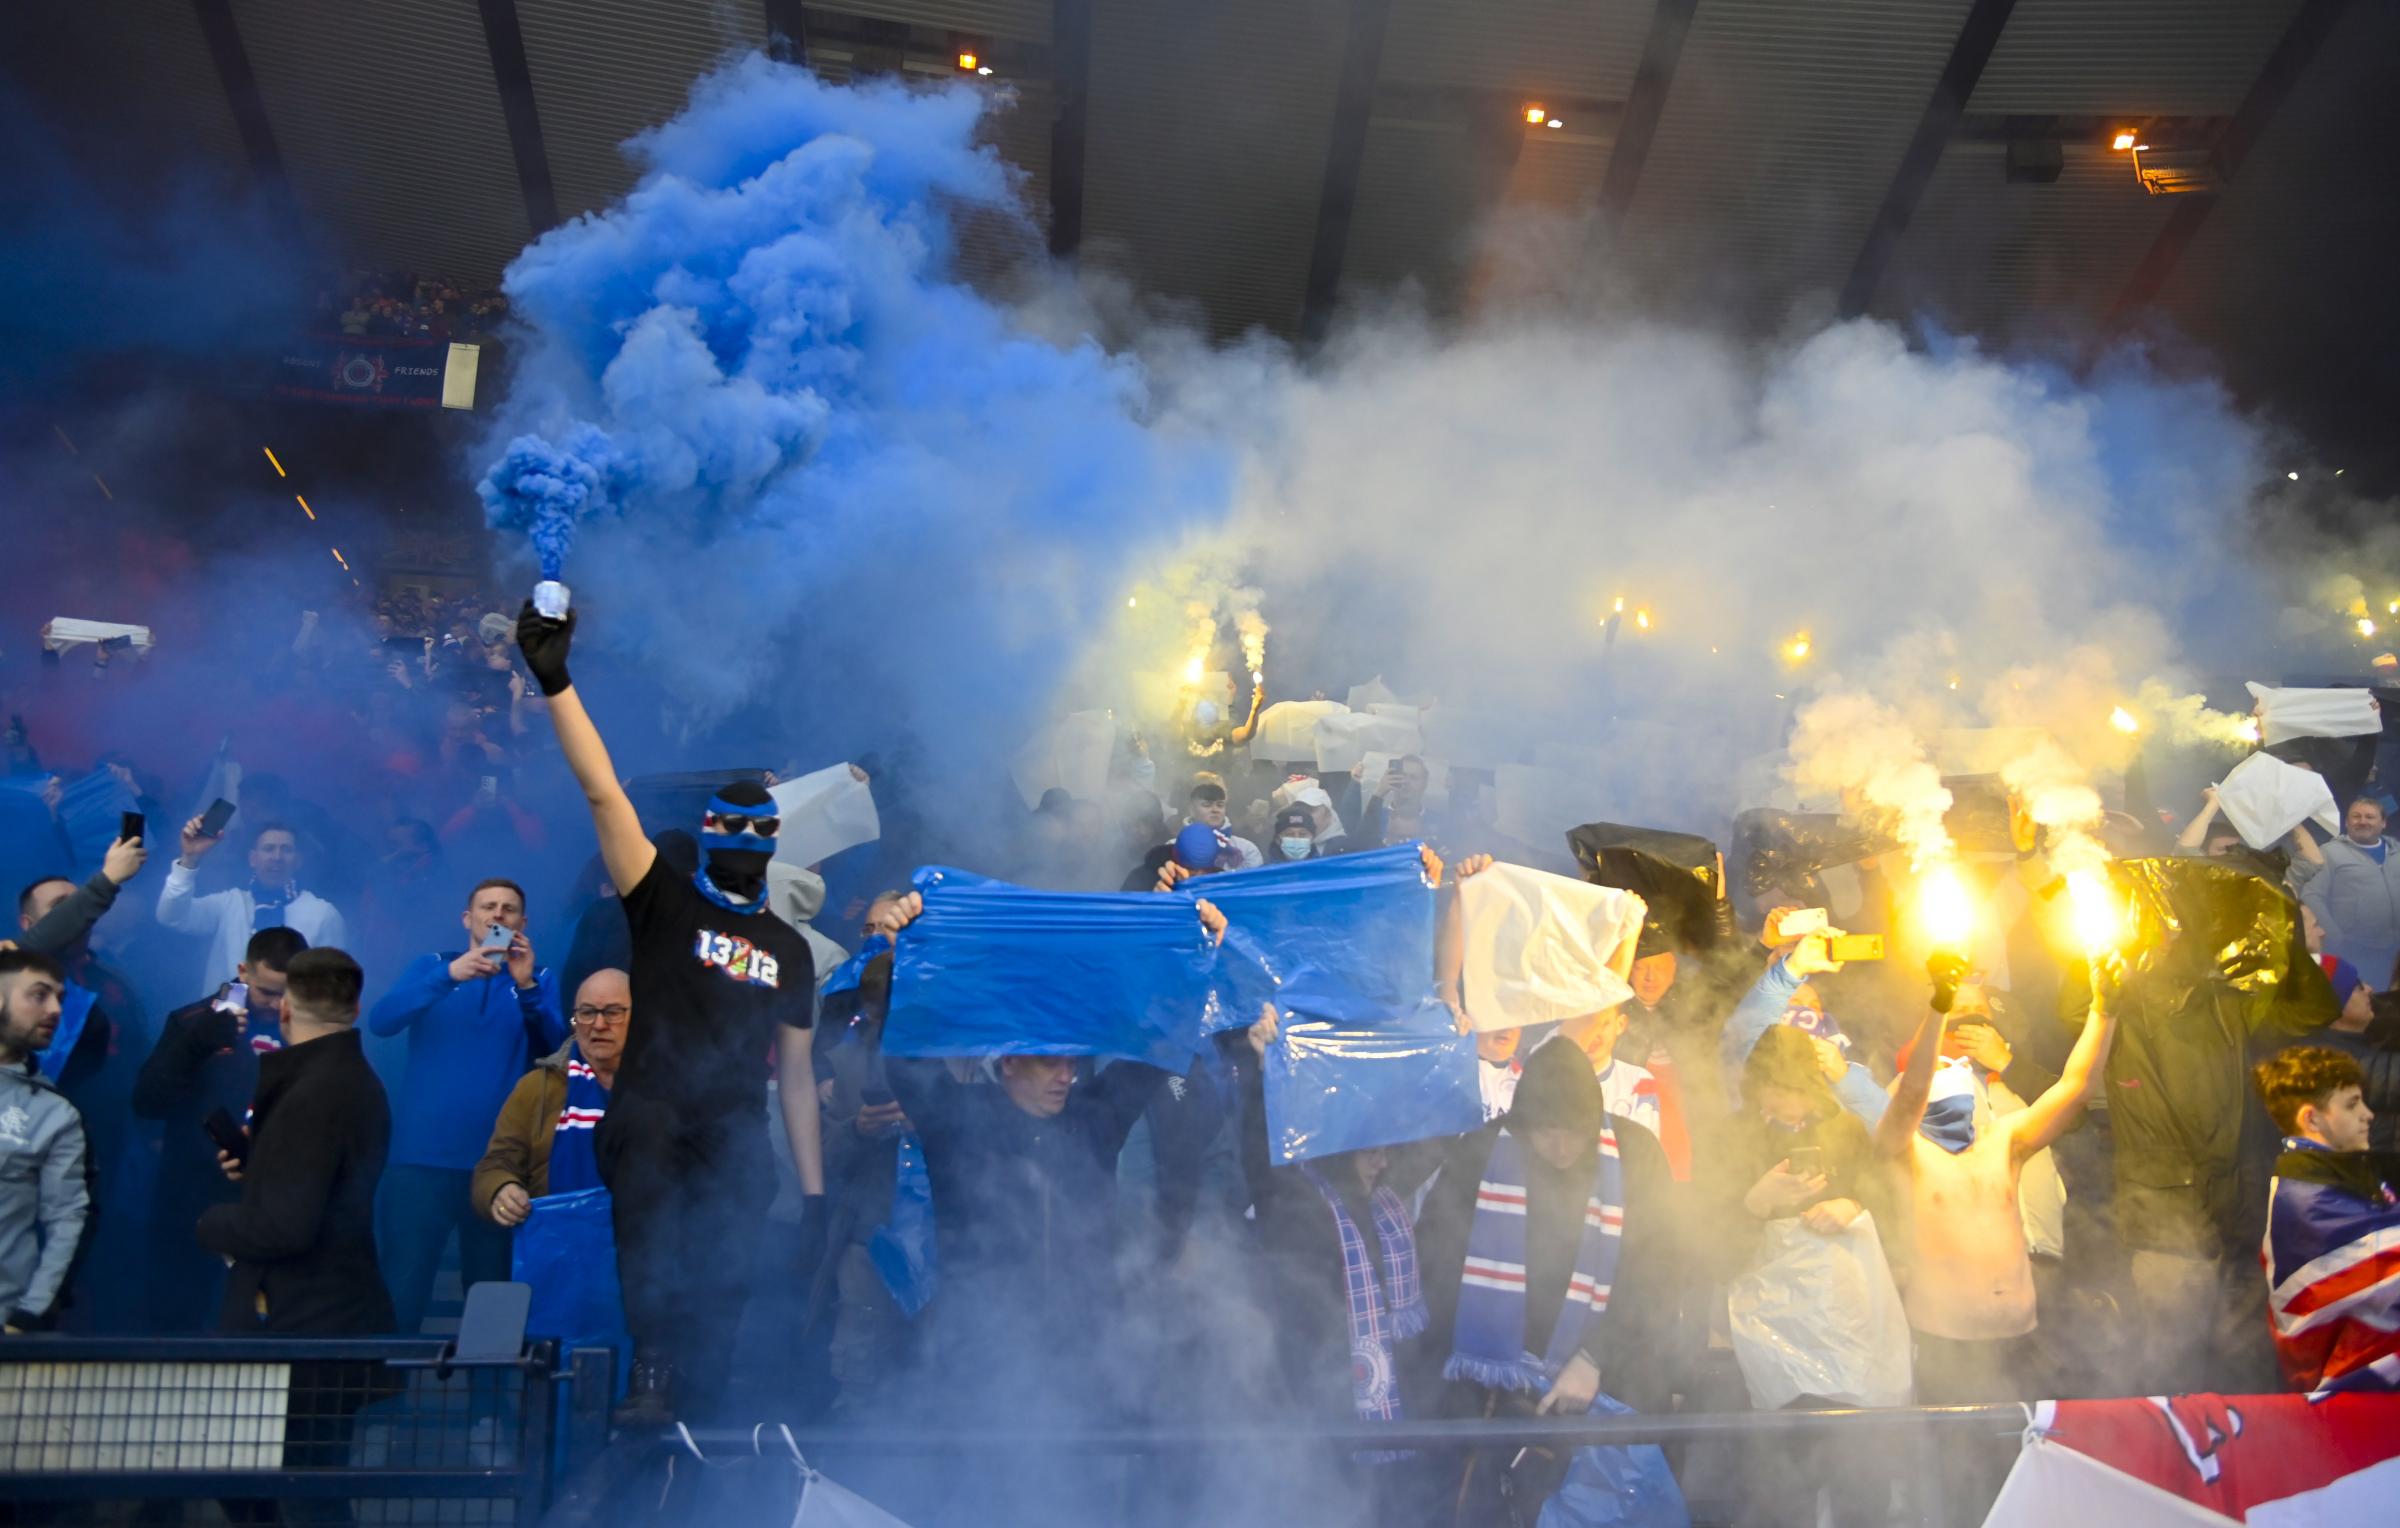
left=515, top=600, right=576, bottom=697
left=1927, top=951, right=1970, bottom=1014
left=794, top=1192, right=829, bottom=1281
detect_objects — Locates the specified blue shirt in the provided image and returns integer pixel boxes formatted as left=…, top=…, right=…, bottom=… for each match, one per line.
left=368, top=953, right=566, bottom=1170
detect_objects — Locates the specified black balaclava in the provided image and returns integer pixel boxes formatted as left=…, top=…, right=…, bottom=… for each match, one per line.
left=697, top=778, right=777, bottom=911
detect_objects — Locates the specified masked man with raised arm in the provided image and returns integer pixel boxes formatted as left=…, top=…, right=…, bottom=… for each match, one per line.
left=516, top=601, right=823, bottom=1427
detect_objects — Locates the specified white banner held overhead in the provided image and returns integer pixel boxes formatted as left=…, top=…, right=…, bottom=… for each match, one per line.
left=2246, top=682, right=2381, bottom=747
left=769, top=763, right=882, bottom=870
left=1455, top=862, right=1644, bottom=1030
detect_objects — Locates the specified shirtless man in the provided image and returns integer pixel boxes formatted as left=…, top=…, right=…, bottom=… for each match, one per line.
left=1877, top=954, right=2117, bottom=1402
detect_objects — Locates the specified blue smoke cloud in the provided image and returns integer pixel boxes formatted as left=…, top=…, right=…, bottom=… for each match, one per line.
left=479, top=55, right=1225, bottom=762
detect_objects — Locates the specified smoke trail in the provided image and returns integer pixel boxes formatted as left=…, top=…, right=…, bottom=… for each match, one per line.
left=1785, top=691, right=1953, bottom=868
left=475, top=56, right=1230, bottom=808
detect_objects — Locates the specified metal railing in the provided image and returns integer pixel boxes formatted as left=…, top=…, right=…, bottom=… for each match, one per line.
left=657, top=1404, right=2033, bottom=1526
left=0, top=1335, right=571, bottom=1524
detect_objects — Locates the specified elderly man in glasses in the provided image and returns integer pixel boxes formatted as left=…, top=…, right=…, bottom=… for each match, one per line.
left=474, top=969, right=632, bottom=1232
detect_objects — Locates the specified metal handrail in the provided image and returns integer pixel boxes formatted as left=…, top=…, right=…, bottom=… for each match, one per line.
left=667, top=1402, right=2031, bottom=1454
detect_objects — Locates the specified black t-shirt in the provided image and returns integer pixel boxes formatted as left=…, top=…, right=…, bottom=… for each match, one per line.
left=619, top=850, right=815, bottom=1121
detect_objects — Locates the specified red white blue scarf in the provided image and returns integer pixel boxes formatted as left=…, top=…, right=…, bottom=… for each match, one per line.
left=1444, top=1125, right=1624, bottom=1393
left=548, top=1048, right=607, bottom=1195
left=1299, top=1163, right=1427, bottom=1429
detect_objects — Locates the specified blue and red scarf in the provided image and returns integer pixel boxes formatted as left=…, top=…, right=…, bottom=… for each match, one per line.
left=1444, top=1125, right=1625, bottom=1393
left=548, top=1049, right=608, bottom=1195
left=1299, top=1163, right=1427, bottom=1430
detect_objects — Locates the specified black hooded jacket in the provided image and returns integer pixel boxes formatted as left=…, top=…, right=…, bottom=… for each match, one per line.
left=888, top=1055, right=1165, bottom=1364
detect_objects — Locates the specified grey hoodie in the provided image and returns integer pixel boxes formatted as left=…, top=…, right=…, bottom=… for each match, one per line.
left=0, top=1058, right=90, bottom=1329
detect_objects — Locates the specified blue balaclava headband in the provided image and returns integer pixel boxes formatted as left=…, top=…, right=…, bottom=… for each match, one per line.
left=697, top=780, right=777, bottom=911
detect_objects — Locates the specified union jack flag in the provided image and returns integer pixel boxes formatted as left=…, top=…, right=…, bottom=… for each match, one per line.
left=2263, top=1141, right=2400, bottom=1395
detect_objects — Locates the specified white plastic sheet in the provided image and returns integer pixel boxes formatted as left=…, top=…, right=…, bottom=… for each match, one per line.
left=2246, top=681, right=2382, bottom=747
left=2213, top=750, right=2340, bottom=850
left=792, top=1470, right=917, bottom=1528
left=1314, top=710, right=1423, bottom=773
left=1456, top=863, right=1644, bottom=1029
left=770, top=763, right=881, bottom=870
left=1726, top=1211, right=1912, bottom=1410
left=1250, top=700, right=1350, bottom=763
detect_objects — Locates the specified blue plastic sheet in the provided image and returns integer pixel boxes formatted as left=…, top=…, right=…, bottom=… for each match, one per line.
left=55, top=768, right=135, bottom=877
left=867, top=1136, right=938, bottom=1318
left=513, top=1187, right=629, bottom=1388
left=1538, top=1393, right=1691, bottom=1528
left=1264, top=1018, right=1482, bottom=1163
left=883, top=866, right=1218, bottom=1067
left=1176, top=843, right=1438, bottom=1031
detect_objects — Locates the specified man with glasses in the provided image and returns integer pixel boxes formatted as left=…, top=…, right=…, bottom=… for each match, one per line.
left=475, top=969, right=631, bottom=1227
left=366, top=877, right=564, bottom=1334
left=516, top=602, right=821, bottom=1426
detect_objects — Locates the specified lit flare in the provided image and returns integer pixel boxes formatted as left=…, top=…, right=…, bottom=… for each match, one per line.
left=1918, top=864, right=1976, bottom=950
left=2109, top=706, right=2139, bottom=735
left=2066, top=870, right=2126, bottom=955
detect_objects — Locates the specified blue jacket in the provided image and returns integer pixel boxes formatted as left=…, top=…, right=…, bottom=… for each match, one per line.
left=368, top=953, right=565, bottom=1171
left=1721, top=955, right=1890, bottom=1127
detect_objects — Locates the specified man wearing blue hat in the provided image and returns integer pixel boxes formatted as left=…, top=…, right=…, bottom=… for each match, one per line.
left=517, top=602, right=822, bottom=1427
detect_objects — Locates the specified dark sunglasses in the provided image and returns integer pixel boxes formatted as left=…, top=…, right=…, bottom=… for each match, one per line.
left=706, top=813, right=780, bottom=836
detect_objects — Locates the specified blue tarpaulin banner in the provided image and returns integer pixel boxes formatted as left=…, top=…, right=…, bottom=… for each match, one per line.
left=1265, top=1020, right=1482, bottom=1162
left=883, top=866, right=1218, bottom=1067
left=1174, top=842, right=1438, bottom=1031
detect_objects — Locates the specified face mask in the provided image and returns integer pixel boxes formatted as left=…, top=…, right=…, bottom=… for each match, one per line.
left=1279, top=836, right=1314, bottom=860
left=1918, top=1058, right=1982, bottom=1153
left=1130, top=758, right=1156, bottom=790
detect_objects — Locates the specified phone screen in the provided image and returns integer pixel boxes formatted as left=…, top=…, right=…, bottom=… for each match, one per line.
left=121, top=810, right=145, bottom=845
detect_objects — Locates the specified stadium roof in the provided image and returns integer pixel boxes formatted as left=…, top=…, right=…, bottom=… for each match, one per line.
left=7, top=1, right=2395, bottom=475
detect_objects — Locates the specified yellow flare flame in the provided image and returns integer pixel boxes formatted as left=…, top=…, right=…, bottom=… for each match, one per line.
left=1634, top=608, right=1651, bottom=631
left=1784, top=632, right=1811, bottom=663
left=1125, top=596, right=1136, bottom=608
left=1182, top=655, right=1204, bottom=685
left=2360, top=617, right=2378, bottom=639
left=1918, top=864, right=1976, bottom=950
left=1250, top=669, right=1264, bottom=686
left=2238, top=716, right=2261, bottom=744
left=1612, top=596, right=1625, bottom=615
left=2066, top=870, right=2126, bottom=955
left=2109, top=706, right=2139, bottom=734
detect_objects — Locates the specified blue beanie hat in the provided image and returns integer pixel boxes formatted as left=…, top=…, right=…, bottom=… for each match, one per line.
left=1172, top=823, right=1234, bottom=871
